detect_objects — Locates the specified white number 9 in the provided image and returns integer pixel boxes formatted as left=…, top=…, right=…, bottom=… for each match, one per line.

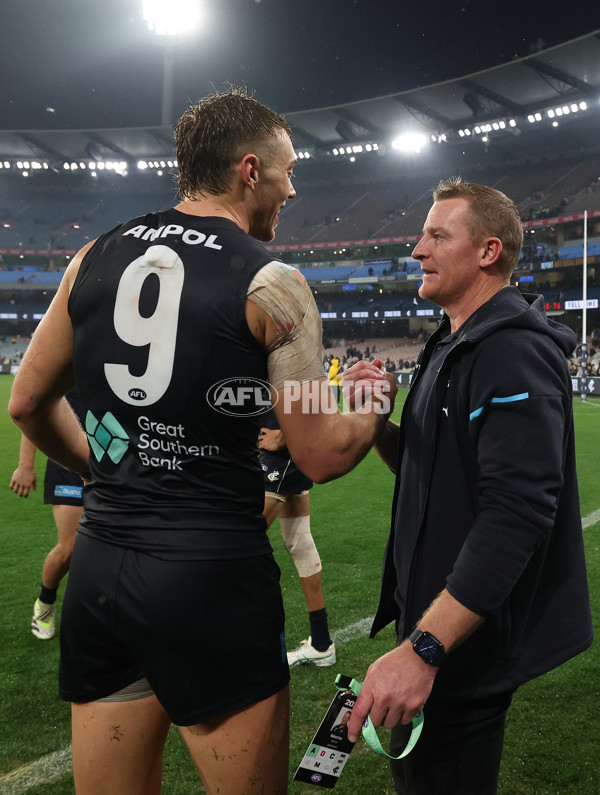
left=104, top=245, right=184, bottom=406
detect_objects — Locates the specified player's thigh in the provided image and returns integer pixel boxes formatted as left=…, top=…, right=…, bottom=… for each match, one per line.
left=71, top=695, right=171, bottom=795
left=280, top=491, right=310, bottom=518
left=178, top=686, right=290, bottom=795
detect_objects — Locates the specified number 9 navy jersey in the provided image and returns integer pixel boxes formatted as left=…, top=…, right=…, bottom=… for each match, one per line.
left=68, top=210, right=281, bottom=559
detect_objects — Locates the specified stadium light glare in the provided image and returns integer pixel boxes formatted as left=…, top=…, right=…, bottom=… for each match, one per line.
left=391, top=132, right=427, bottom=154
left=580, top=101, right=587, bottom=110
left=142, top=0, right=203, bottom=37
left=548, top=109, right=555, bottom=118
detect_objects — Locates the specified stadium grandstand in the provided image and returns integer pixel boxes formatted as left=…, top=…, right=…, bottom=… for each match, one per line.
left=1, top=32, right=600, bottom=391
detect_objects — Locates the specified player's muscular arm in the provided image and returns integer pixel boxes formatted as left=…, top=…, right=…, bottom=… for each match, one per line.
left=9, top=242, right=95, bottom=480
left=246, top=268, right=396, bottom=482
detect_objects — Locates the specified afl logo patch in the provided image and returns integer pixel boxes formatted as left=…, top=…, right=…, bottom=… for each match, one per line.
left=128, top=388, right=147, bottom=401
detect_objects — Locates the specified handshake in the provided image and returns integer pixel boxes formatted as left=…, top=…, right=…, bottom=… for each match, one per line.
left=341, top=357, right=397, bottom=418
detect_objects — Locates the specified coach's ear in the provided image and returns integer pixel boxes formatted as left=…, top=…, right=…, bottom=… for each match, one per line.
left=479, top=236, right=502, bottom=269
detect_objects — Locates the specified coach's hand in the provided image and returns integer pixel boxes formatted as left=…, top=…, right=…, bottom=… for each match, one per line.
left=347, top=641, right=436, bottom=743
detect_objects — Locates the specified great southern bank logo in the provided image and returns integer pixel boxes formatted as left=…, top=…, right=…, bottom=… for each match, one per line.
left=207, top=377, right=275, bottom=417
left=86, top=410, right=130, bottom=463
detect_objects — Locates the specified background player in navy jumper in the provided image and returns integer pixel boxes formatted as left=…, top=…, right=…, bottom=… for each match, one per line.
left=9, top=88, right=395, bottom=795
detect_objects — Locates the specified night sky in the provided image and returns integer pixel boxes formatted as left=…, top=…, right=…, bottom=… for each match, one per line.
left=1, top=0, right=599, bottom=131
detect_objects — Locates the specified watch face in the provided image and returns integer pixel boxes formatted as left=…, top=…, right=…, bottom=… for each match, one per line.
left=414, top=632, right=443, bottom=664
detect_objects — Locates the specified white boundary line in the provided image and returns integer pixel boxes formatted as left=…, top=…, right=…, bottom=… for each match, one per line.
left=0, top=748, right=72, bottom=795
left=2, top=507, right=599, bottom=792
left=582, top=508, right=600, bottom=530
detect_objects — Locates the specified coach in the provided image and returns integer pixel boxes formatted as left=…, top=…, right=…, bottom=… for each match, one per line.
left=343, top=178, right=593, bottom=794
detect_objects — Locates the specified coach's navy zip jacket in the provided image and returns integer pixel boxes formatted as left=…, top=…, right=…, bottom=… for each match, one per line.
left=371, top=286, right=593, bottom=699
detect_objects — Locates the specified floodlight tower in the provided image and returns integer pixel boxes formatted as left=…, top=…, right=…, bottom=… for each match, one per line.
left=142, top=0, right=203, bottom=126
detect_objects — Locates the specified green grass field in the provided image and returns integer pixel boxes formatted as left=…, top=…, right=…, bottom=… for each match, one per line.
left=0, top=375, right=598, bottom=794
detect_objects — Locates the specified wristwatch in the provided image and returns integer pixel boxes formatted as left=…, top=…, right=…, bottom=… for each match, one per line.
left=409, top=628, right=446, bottom=666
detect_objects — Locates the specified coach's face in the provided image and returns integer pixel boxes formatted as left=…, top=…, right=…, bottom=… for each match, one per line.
left=412, top=198, right=485, bottom=311
left=248, top=131, right=297, bottom=242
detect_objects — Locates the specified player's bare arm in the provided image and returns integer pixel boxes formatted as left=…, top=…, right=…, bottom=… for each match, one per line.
left=9, top=434, right=38, bottom=497
left=246, top=265, right=397, bottom=482
left=9, top=241, right=96, bottom=480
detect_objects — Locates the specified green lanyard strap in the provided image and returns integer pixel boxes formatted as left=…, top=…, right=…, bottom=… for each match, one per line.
left=335, top=674, right=424, bottom=760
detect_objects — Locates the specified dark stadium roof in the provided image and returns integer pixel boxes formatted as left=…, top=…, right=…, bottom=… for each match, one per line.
left=289, top=32, right=600, bottom=147
left=1, top=31, right=599, bottom=165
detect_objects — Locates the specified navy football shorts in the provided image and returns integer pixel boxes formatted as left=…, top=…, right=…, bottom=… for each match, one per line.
left=59, top=533, right=290, bottom=725
left=260, top=451, right=313, bottom=496
left=43, top=459, right=84, bottom=506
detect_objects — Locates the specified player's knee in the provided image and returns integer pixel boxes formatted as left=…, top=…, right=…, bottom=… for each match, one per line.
left=280, top=516, right=322, bottom=578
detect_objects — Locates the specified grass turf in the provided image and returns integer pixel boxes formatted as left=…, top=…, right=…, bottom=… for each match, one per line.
left=0, top=376, right=598, bottom=794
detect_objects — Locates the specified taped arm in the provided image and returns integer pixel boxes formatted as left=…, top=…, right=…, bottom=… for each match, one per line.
left=246, top=262, right=395, bottom=483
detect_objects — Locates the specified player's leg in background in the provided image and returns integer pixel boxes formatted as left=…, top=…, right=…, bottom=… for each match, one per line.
left=43, top=503, right=82, bottom=588
left=32, top=503, right=83, bottom=640
left=179, top=687, right=290, bottom=795
left=280, top=493, right=336, bottom=666
left=280, top=493, right=324, bottom=612
left=263, top=493, right=284, bottom=530
left=71, top=696, right=172, bottom=795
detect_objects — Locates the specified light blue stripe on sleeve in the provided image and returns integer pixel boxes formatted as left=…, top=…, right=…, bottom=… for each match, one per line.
left=469, top=392, right=529, bottom=421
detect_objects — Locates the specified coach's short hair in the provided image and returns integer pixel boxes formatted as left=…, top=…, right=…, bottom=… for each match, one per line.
left=433, top=177, right=523, bottom=278
left=175, top=86, right=292, bottom=200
